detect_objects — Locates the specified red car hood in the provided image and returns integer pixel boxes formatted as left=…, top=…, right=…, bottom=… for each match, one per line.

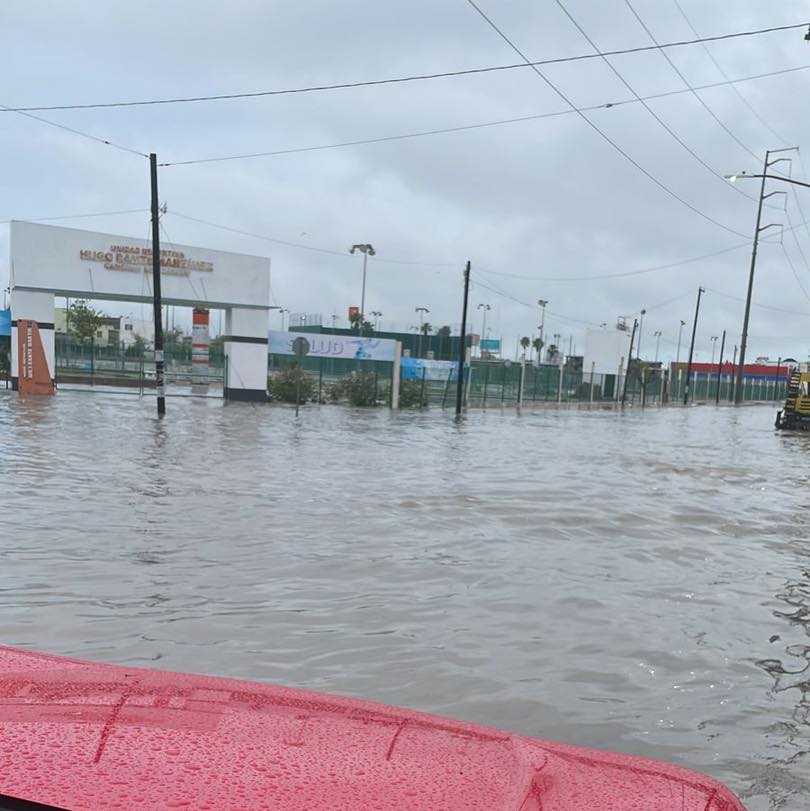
left=0, top=646, right=745, bottom=810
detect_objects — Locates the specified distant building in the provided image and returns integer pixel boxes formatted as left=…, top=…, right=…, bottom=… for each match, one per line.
left=55, top=308, right=155, bottom=347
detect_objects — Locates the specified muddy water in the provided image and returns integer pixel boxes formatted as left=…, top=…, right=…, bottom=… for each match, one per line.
left=0, top=391, right=807, bottom=808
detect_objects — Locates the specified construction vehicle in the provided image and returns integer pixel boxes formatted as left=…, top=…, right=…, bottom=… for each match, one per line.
left=775, top=366, right=810, bottom=429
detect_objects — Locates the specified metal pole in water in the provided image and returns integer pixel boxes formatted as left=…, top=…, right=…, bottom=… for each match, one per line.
left=621, top=320, right=638, bottom=406
left=683, top=286, right=704, bottom=406
left=455, top=262, right=470, bottom=417
left=715, top=330, right=726, bottom=404
left=149, top=153, right=166, bottom=417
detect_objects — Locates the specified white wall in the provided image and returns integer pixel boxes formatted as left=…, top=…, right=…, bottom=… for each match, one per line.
left=11, top=221, right=270, bottom=310
left=583, top=329, right=634, bottom=376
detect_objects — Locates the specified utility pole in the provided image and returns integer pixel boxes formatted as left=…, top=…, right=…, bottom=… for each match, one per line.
left=654, top=330, right=662, bottom=362
left=637, top=308, right=646, bottom=359
left=456, top=262, right=471, bottom=417
left=715, top=330, right=726, bottom=404
left=710, top=336, right=719, bottom=367
left=621, top=318, right=638, bottom=406
left=730, top=345, right=737, bottom=402
left=683, top=286, right=705, bottom=406
left=150, top=153, right=165, bottom=417
left=734, top=148, right=793, bottom=403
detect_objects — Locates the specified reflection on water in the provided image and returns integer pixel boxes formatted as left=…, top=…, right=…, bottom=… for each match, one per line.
left=1, top=392, right=809, bottom=806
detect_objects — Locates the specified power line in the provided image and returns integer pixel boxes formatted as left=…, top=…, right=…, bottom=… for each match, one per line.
left=554, top=0, right=756, bottom=203
left=159, top=64, right=810, bottom=167
left=473, top=277, right=599, bottom=327
left=706, top=286, right=810, bottom=316
left=622, top=0, right=760, bottom=163
left=780, top=240, right=810, bottom=303
left=462, top=0, right=750, bottom=239
left=0, top=208, right=149, bottom=225
left=2, top=21, right=806, bottom=113
left=671, top=0, right=791, bottom=147
left=0, top=102, right=147, bottom=158
left=167, top=211, right=457, bottom=267
left=476, top=241, right=749, bottom=282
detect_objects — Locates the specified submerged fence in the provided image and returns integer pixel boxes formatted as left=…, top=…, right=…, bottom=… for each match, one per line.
left=54, top=336, right=224, bottom=388
left=45, top=338, right=789, bottom=408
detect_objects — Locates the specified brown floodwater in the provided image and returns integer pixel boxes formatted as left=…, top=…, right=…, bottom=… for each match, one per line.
left=1, top=390, right=807, bottom=808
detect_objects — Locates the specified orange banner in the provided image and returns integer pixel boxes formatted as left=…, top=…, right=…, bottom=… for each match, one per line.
left=17, top=320, right=54, bottom=395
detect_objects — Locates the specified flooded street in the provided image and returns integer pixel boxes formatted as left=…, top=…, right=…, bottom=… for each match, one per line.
left=1, top=391, right=808, bottom=808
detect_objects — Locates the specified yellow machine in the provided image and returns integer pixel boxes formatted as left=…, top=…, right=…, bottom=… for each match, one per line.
left=775, top=368, right=810, bottom=429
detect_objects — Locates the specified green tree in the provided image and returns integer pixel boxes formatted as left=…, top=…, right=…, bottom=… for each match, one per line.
left=269, top=363, right=313, bottom=404
left=420, top=322, right=433, bottom=336
left=532, top=337, right=543, bottom=359
left=125, top=335, right=147, bottom=358
left=349, top=311, right=374, bottom=333
left=436, top=325, right=451, bottom=337
left=520, top=336, right=530, bottom=357
left=68, top=300, right=103, bottom=343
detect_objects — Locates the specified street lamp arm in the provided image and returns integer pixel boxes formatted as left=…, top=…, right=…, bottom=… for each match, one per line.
left=727, top=173, right=810, bottom=190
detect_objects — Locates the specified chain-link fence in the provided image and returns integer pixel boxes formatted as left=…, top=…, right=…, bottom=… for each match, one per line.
left=668, top=370, right=786, bottom=403
left=268, top=354, right=395, bottom=406
left=54, top=335, right=224, bottom=389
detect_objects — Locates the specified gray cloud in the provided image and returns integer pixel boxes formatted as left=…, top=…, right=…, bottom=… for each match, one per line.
left=2, top=0, right=809, bottom=361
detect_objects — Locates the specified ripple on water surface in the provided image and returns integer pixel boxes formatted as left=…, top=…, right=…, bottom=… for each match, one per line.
left=1, top=392, right=809, bottom=807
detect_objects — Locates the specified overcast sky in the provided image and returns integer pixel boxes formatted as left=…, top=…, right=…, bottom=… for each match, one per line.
left=2, top=0, right=809, bottom=362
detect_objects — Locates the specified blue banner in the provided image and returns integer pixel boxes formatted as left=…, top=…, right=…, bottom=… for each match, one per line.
left=401, top=357, right=462, bottom=382
left=0, top=309, right=10, bottom=337
left=480, top=338, right=501, bottom=352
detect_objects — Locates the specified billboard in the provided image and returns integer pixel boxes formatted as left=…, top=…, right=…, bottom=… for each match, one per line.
left=0, top=309, right=10, bottom=337
left=401, top=358, right=460, bottom=381
left=480, top=338, right=501, bottom=352
left=10, top=221, right=270, bottom=310
left=268, top=330, right=397, bottom=362
left=583, top=328, right=633, bottom=375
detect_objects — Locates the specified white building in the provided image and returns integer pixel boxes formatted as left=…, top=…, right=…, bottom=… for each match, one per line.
left=55, top=307, right=155, bottom=347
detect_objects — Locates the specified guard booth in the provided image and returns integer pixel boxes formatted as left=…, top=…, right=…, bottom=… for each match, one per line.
left=8, top=221, right=272, bottom=401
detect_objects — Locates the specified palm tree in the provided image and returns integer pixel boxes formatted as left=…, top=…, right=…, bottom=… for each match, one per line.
left=420, top=322, right=433, bottom=336
left=520, top=336, right=530, bottom=358
left=532, top=337, right=543, bottom=361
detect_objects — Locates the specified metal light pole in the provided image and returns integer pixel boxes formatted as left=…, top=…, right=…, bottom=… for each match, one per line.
left=675, top=319, right=686, bottom=365
left=683, top=287, right=705, bottom=406
left=715, top=330, right=726, bottom=404
left=477, top=303, right=491, bottom=358
left=416, top=306, right=430, bottom=358
left=710, top=336, right=719, bottom=367
left=637, top=309, right=646, bottom=359
left=537, top=299, right=548, bottom=358
left=725, top=148, right=807, bottom=403
left=654, top=331, right=662, bottom=363
left=349, top=243, right=376, bottom=335
left=370, top=310, right=383, bottom=331
left=279, top=308, right=289, bottom=331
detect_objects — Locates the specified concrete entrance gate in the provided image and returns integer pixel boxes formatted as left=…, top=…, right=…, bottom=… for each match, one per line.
left=9, top=221, right=271, bottom=401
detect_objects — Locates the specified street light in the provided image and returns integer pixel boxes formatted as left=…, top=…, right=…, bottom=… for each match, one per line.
left=537, top=299, right=548, bottom=356
left=654, top=330, right=662, bottom=362
left=349, top=243, right=376, bottom=335
left=416, top=306, right=430, bottom=358
left=724, top=147, right=809, bottom=402
left=477, top=303, right=491, bottom=358
left=710, top=335, right=719, bottom=367
left=638, top=308, right=647, bottom=359
left=675, top=320, right=686, bottom=365
left=370, top=310, right=383, bottom=331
